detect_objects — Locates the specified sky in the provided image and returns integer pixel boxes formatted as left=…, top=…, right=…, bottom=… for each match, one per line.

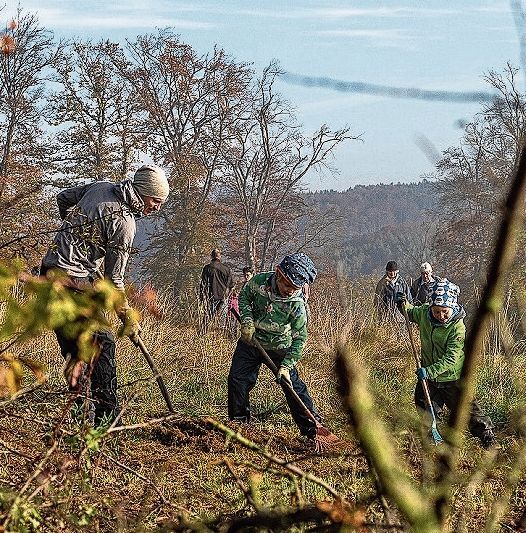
left=1, top=0, right=522, bottom=191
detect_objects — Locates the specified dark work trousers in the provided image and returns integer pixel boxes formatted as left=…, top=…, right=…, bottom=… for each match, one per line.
left=228, top=340, right=322, bottom=438
left=56, top=328, right=118, bottom=426
left=199, top=298, right=225, bottom=334
left=40, top=266, right=120, bottom=426
left=414, top=379, right=493, bottom=438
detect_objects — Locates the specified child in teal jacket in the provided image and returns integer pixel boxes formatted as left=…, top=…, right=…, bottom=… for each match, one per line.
left=398, top=279, right=496, bottom=449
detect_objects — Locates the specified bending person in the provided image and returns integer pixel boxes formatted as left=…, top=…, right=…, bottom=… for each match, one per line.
left=41, top=165, right=169, bottom=426
left=228, top=253, right=322, bottom=441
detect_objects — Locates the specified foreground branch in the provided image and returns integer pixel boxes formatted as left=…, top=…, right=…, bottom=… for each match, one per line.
left=204, top=417, right=341, bottom=500
left=336, top=345, right=440, bottom=532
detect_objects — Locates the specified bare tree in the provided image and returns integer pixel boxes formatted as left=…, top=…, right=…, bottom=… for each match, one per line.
left=219, top=63, right=356, bottom=271
left=435, top=63, right=526, bottom=286
left=48, top=40, right=144, bottom=184
left=0, top=9, right=57, bottom=182
left=0, top=9, right=59, bottom=263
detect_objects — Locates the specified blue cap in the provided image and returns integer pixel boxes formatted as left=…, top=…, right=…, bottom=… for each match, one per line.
left=278, top=253, right=317, bottom=287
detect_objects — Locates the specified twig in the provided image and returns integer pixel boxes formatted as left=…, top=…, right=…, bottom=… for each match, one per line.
left=485, top=439, right=526, bottom=531
left=441, top=143, right=526, bottom=524
left=223, top=457, right=260, bottom=510
left=453, top=448, right=499, bottom=532
left=105, top=413, right=181, bottom=435
left=368, top=458, right=401, bottom=528
left=205, top=417, right=342, bottom=500
left=2, top=442, right=58, bottom=529
left=335, top=345, right=440, bottom=532
left=101, top=451, right=178, bottom=508
left=224, top=505, right=332, bottom=532
left=0, top=382, right=46, bottom=407
left=0, top=437, right=34, bottom=461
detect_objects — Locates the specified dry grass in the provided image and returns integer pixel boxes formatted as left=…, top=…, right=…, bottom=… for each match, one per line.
left=1, top=277, right=526, bottom=531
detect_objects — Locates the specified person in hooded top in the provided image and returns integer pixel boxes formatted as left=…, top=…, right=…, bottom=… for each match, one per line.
left=396, top=279, right=497, bottom=449
left=228, top=252, right=323, bottom=440
left=41, top=164, right=169, bottom=426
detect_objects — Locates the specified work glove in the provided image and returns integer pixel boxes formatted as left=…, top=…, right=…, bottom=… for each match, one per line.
left=63, top=356, right=86, bottom=389
left=276, top=366, right=292, bottom=385
left=118, top=308, right=142, bottom=344
left=395, top=292, right=407, bottom=304
left=240, top=323, right=255, bottom=344
left=416, top=367, right=429, bottom=380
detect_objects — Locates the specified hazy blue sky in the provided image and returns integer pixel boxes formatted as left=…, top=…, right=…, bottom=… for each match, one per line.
left=2, top=1, right=521, bottom=190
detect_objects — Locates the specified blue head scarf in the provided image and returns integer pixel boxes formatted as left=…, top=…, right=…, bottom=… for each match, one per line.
left=429, top=278, right=460, bottom=309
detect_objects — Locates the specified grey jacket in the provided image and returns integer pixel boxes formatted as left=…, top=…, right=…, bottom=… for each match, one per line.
left=42, top=180, right=144, bottom=289
left=374, top=274, right=412, bottom=322
left=410, top=275, right=439, bottom=305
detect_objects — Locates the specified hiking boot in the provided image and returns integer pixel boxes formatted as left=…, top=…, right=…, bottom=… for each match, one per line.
left=480, top=430, right=498, bottom=450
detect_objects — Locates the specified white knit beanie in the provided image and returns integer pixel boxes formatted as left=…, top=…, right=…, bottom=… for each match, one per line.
left=420, top=262, right=432, bottom=273
left=132, top=164, right=169, bottom=200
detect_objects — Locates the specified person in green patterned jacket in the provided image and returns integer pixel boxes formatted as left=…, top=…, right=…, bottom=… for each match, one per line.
left=227, top=253, right=322, bottom=439
left=396, top=279, right=497, bottom=449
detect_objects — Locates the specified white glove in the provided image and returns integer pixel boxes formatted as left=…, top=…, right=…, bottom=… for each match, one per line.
left=276, top=366, right=292, bottom=385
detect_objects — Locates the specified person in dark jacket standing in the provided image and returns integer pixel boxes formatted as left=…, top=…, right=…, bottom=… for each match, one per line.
left=41, top=164, right=170, bottom=426
left=411, top=262, right=439, bottom=305
left=373, top=260, right=412, bottom=323
left=199, top=249, right=234, bottom=331
left=396, top=279, right=497, bottom=449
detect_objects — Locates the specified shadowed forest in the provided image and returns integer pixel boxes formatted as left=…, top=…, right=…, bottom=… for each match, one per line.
left=2, top=6, right=526, bottom=532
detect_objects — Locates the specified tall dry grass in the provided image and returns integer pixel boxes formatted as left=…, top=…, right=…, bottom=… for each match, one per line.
left=0, top=273, right=525, bottom=530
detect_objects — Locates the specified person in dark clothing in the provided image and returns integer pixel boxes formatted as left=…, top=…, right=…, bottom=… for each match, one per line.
left=228, top=253, right=323, bottom=439
left=199, top=249, right=234, bottom=331
left=396, top=279, right=497, bottom=449
left=373, top=260, right=412, bottom=323
left=410, top=262, right=439, bottom=305
left=41, top=164, right=170, bottom=426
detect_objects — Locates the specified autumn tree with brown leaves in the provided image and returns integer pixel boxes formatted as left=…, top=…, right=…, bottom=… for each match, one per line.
left=0, top=9, right=59, bottom=264
left=48, top=40, right=145, bottom=185
left=119, top=30, right=252, bottom=291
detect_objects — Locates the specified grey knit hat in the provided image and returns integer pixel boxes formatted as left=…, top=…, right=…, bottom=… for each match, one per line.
left=132, top=165, right=169, bottom=200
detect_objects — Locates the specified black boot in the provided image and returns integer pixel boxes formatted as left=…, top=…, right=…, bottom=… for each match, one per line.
left=480, top=429, right=497, bottom=450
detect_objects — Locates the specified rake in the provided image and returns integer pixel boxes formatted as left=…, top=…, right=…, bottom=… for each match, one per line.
left=401, top=305, right=443, bottom=445
left=230, top=308, right=346, bottom=453
left=93, top=268, right=175, bottom=414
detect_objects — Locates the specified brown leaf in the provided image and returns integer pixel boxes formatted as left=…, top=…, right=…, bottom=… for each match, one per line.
left=0, top=34, right=15, bottom=54
left=19, top=356, right=47, bottom=383
left=316, top=500, right=366, bottom=527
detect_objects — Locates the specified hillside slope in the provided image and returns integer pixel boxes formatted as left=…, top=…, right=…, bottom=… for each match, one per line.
left=306, top=180, right=439, bottom=278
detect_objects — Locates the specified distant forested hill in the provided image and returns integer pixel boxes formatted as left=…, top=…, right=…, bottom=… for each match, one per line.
left=306, top=180, right=439, bottom=279
left=132, top=180, right=440, bottom=284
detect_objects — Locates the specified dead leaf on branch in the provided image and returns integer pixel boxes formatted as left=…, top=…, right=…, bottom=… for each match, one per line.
left=317, top=499, right=367, bottom=528
left=0, top=352, right=47, bottom=393
left=0, top=360, right=23, bottom=397
left=0, top=34, right=15, bottom=55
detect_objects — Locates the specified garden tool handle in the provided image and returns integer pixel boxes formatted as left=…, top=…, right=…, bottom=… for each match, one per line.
left=401, top=306, right=421, bottom=369
left=133, top=335, right=175, bottom=413
left=230, top=308, right=319, bottom=427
